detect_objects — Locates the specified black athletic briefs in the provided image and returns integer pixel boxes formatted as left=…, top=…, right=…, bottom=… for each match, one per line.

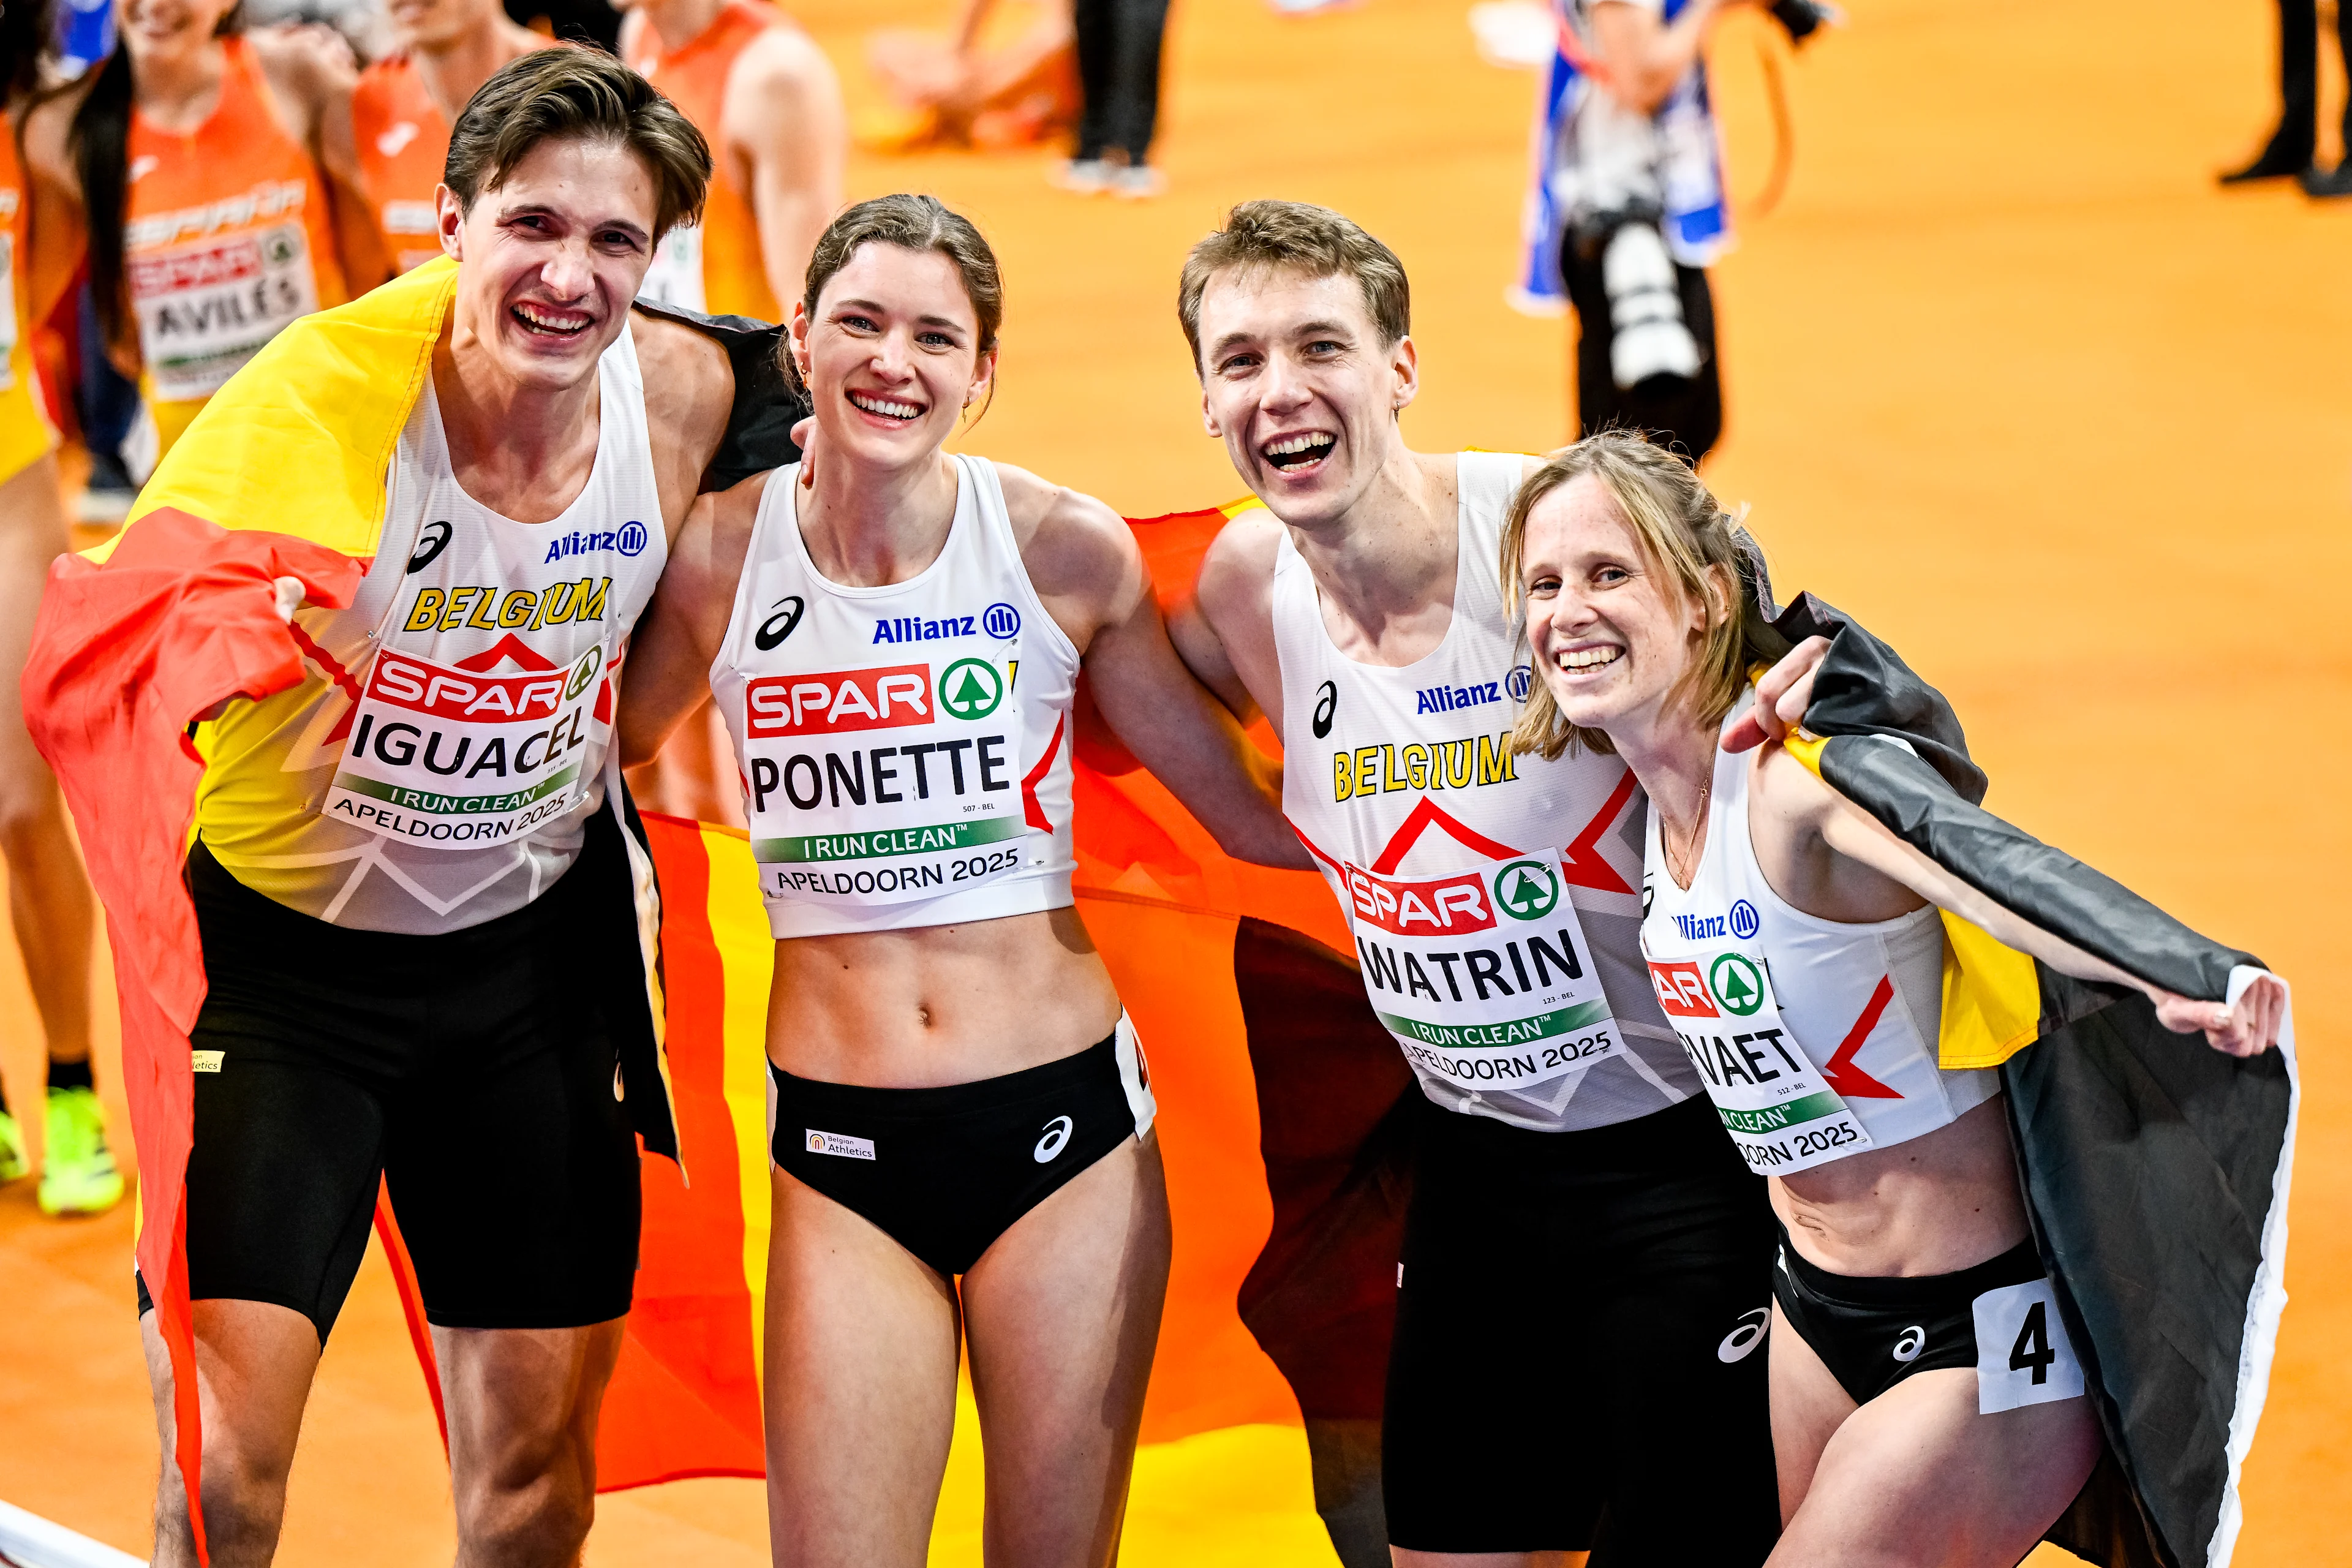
left=1773, top=1227, right=2051, bottom=1407
left=170, top=815, right=641, bottom=1341
left=769, top=1024, right=1152, bottom=1278
left=1382, top=1092, right=1781, bottom=1562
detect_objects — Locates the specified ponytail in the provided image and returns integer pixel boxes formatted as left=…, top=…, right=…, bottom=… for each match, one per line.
left=69, top=45, right=133, bottom=352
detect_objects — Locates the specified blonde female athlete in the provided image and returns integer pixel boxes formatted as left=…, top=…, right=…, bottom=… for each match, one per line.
left=1507, top=432, right=2283, bottom=1567
left=617, top=193, right=1303, bottom=1566
left=0, top=0, right=116, bottom=1216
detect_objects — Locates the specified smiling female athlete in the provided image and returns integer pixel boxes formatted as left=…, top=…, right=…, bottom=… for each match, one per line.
left=617, top=193, right=1303, bottom=1566
left=1508, top=431, right=2285, bottom=1567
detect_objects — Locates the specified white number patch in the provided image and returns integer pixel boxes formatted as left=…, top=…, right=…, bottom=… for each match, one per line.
left=1971, top=1278, right=2084, bottom=1414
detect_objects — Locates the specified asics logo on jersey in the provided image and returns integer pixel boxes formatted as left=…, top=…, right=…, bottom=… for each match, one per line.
left=402, top=579, right=610, bottom=634
left=1717, top=1307, right=1769, bottom=1363
left=1333, top=734, right=1518, bottom=801
left=1033, top=1115, right=1073, bottom=1163
left=1415, top=680, right=1503, bottom=715
left=407, top=519, right=452, bottom=573
left=746, top=665, right=931, bottom=738
left=755, top=595, right=806, bottom=650
left=540, top=524, right=647, bottom=564
left=1311, top=680, right=1337, bottom=740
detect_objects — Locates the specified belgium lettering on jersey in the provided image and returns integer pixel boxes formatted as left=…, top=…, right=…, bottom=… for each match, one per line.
left=401, top=579, right=611, bottom=635
left=1332, top=732, right=1518, bottom=802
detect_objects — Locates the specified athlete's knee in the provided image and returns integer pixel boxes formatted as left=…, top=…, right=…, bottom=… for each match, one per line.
left=0, top=769, right=69, bottom=860
left=151, top=1447, right=294, bottom=1568
left=453, top=1452, right=597, bottom=1568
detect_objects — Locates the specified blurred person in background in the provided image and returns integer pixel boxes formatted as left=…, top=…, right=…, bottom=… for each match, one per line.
left=23, top=0, right=366, bottom=465
left=346, top=0, right=549, bottom=284
left=2220, top=0, right=2352, bottom=194
left=621, top=0, right=842, bottom=321
left=1052, top=0, right=1170, bottom=198
left=0, top=0, right=119, bottom=1218
left=1521, top=0, right=1758, bottom=465
left=622, top=0, right=840, bottom=826
left=867, top=0, right=1079, bottom=154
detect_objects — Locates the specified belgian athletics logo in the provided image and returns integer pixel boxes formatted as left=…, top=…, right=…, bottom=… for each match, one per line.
left=1493, top=858, right=1559, bottom=921
left=938, top=658, right=1004, bottom=720
left=1709, top=952, right=1766, bottom=1017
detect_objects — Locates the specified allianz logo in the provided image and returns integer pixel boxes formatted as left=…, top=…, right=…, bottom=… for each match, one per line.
left=872, top=601, right=1023, bottom=646
left=1413, top=665, right=1532, bottom=717
left=1671, top=900, right=1762, bottom=943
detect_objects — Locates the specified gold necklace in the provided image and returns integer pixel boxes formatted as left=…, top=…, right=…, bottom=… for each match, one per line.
left=1664, top=781, right=1712, bottom=889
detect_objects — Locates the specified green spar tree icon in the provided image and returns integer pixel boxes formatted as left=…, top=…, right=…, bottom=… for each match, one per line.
left=1494, top=859, right=1558, bottom=920
left=939, top=658, right=1003, bottom=720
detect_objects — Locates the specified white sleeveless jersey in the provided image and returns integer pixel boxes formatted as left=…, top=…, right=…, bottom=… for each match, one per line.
left=711, top=454, right=1081, bottom=938
left=1275, top=451, right=1700, bottom=1133
left=193, top=326, right=666, bottom=933
left=1640, top=696, right=1999, bottom=1174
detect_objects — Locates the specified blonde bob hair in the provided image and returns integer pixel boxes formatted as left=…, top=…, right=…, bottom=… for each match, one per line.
left=1501, top=431, right=1788, bottom=761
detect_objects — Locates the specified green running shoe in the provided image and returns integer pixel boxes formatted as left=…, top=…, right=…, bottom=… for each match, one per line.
left=0, top=1108, right=26, bottom=1184
left=39, top=1086, right=125, bottom=1216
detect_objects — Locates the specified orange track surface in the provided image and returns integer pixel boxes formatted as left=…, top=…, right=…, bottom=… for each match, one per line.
left=2, top=0, right=2344, bottom=1560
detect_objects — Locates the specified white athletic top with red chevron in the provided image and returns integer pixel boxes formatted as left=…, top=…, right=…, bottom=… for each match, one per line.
left=1272, top=450, right=1702, bottom=1133
left=1640, top=695, right=1999, bottom=1160
left=709, top=454, right=1080, bottom=940
left=194, top=326, right=665, bottom=933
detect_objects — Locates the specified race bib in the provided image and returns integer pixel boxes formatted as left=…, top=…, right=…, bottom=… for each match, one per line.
left=638, top=222, right=706, bottom=313
left=743, top=657, right=1034, bottom=911
left=130, top=222, right=318, bottom=402
left=324, top=643, right=604, bottom=850
left=1971, top=1278, right=2084, bottom=1414
left=1347, top=848, right=1622, bottom=1095
left=1643, top=943, right=1875, bottom=1174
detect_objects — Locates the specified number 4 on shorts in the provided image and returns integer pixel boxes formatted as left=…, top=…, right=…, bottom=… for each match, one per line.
left=1970, top=1278, right=2086, bottom=1414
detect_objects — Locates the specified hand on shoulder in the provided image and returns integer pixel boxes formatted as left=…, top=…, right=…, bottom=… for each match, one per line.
left=632, top=309, right=737, bottom=471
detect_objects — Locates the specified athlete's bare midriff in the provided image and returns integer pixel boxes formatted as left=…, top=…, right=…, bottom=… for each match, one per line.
left=766, top=905, right=1123, bottom=1087
left=1770, top=1094, right=2030, bottom=1279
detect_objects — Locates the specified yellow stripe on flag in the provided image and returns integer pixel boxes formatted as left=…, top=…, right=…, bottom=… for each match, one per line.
left=701, top=824, right=780, bottom=1381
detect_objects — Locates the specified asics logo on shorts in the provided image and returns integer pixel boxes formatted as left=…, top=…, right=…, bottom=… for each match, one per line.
left=1033, top=1115, right=1074, bottom=1163
left=1892, top=1325, right=1926, bottom=1362
left=1717, top=1306, right=1770, bottom=1363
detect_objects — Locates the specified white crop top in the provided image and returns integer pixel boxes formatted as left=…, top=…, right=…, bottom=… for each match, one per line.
left=1640, top=696, right=1999, bottom=1174
left=709, top=454, right=1082, bottom=939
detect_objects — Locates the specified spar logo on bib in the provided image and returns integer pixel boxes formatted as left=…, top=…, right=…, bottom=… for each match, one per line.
left=1493, top=859, right=1558, bottom=920
left=745, top=665, right=931, bottom=738
left=1709, top=953, right=1767, bottom=1017
left=1346, top=866, right=1494, bottom=935
left=938, top=658, right=1004, bottom=721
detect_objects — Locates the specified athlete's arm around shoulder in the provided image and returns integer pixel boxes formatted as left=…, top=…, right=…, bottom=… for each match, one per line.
left=630, top=309, right=737, bottom=541
left=1169, top=505, right=1287, bottom=733
left=1749, top=744, right=2284, bottom=1057
left=996, top=462, right=1308, bottom=870
left=617, top=468, right=767, bottom=766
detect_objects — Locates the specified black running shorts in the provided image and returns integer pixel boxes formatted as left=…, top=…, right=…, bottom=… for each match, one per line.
left=1382, top=1093, right=1781, bottom=1562
left=769, top=1019, right=1155, bottom=1278
left=168, top=819, right=642, bottom=1341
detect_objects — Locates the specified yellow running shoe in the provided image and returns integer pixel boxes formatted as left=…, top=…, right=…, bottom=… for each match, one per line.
left=39, top=1087, right=125, bottom=1216
left=0, top=1108, right=26, bottom=1184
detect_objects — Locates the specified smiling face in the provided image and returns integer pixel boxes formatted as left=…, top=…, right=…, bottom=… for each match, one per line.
left=790, top=242, right=994, bottom=474
left=386, top=0, right=505, bottom=54
left=1194, top=266, right=1416, bottom=530
left=439, top=134, right=660, bottom=394
left=119, top=0, right=238, bottom=64
left=1520, top=473, right=1716, bottom=743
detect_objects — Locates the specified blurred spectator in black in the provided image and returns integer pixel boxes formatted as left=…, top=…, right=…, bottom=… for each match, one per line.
left=2222, top=0, right=2352, bottom=193
left=1050, top=0, right=1169, bottom=198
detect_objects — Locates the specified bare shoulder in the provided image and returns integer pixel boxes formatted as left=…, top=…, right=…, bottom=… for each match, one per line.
left=20, top=81, right=91, bottom=188
left=630, top=309, right=735, bottom=450
left=736, top=23, right=840, bottom=96
left=666, top=469, right=771, bottom=619
left=1195, top=504, right=1283, bottom=620
left=992, top=460, right=1136, bottom=601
